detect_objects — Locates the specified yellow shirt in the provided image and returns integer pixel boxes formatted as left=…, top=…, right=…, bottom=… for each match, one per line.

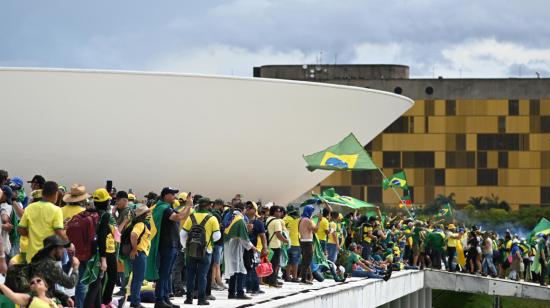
left=132, top=222, right=151, bottom=255
left=19, top=201, right=64, bottom=263
left=266, top=217, right=283, bottom=249
left=316, top=217, right=329, bottom=241
left=447, top=232, right=458, bottom=247
left=283, top=216, right=300, bottom=247
left=29, top=297, right=58, bottom=308
left=327, top=221, right=338, bottom=244
left=62, top=205, right=84, bottom=221
left=182, top=211, right=220, bottom=251
left=362, top=225, right=373, bottom=243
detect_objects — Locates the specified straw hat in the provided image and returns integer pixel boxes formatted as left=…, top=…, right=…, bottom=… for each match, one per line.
left=63, top=184, right=91, bottom=203
left=134, top=204, right=150, bottom=218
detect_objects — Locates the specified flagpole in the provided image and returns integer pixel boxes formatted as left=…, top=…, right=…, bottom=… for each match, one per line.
left=376, top=167, right=415, bottom=219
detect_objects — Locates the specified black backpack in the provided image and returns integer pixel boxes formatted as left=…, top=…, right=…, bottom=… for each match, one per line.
left=186, top=214, right=212, bottom=259
left=120, top=222, right=147, bottom=257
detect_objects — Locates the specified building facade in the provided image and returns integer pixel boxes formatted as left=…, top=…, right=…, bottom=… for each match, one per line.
left=255, top=65, right=550, bottom=210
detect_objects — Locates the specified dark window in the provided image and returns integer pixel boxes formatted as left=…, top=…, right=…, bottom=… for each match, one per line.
left=394, top=87, right=403, bottom=94
left=477, top=134, right=520, bottom=151
left=542, top=116, right=550, bottom=133
left=402, top=151, right=435, bottom=168
left=253, top=67, right=261, bottom=77
left=435, top=169, right=445, bottom=186
left=477, top=169, right=498, bottom=186
left=425, top=100, right=435, bottom=116
left=425, top=86, right=434, bottom=95
left=498, top=116, right=506, bottom=133
left=508, top=99, right=519, bottom=116
left=446, top=152, right=476, bottom=168
left=351, top=170, right=382, bottom=186
left=323, top=186, right=351, bottom=196
left=542, top=152, right=550, bottom=169
left=530, top=99, right=540, bottom=115
left=384, top=117, right=409, bottom=133
left=542, top=187, right=550, bottom=204
left=498, top=151, right=509, bottom=168
left=456, top=134, right=466, bottom=151
left=445, top=100, right=456, bottom=116
left=477, top=152, right=487, bottom=168
left=425, top=116, right=429, bottom=132
left=383, top=151, right=401, bottom=168
left=350, top=186, right=365, bottom=200
left=520, top=134, right=530, bottom=150
left=367, top=186, right=382, bottom=204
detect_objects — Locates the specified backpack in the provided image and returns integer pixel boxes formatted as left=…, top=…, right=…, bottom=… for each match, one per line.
left=66, top=211, right=99, bottom=262
left=5, top=263, right=31, bottom=292
left=120, top=221, right=147, bottom=257
left=186, top=214, right=212, bottom=260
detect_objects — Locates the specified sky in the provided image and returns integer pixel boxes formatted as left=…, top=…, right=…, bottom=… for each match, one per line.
left=2, top=0, right=550, bottom=78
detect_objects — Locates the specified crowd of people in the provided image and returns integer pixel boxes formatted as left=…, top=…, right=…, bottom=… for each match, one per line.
left=0, top=169, right=547, bottom=308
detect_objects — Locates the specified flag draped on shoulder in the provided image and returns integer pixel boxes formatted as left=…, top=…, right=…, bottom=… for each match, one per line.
left=224, top=212, right=249, bottom=241
left=303, top=133, right=377, bottom=171
left=145, top=201, right=170, bottom=281
left=382, top=170, right=408, bottom=190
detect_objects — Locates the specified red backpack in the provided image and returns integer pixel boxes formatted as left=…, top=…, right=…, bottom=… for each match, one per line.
left=66, top=211, right=99, bottom=261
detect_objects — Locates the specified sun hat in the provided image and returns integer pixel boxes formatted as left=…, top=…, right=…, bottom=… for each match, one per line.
left=63, top=184, right=91, bottom=203
left=134, top=204, right=150, bottom=217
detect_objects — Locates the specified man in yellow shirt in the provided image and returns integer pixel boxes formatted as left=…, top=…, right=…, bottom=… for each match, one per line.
left=18, top=181, right=66, bottom=263
left=128, top=204, right=151, bottom=308
left=446, top=224, right=462, bottom=272
left=316, top=208, right=331, bottom=253
left=266, top=205, right=289, bottom=287
left=283, top=205, right=301, bottom=282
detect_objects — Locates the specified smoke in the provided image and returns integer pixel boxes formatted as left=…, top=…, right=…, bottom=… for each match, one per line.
left=453, top=210, right=531, bottom=240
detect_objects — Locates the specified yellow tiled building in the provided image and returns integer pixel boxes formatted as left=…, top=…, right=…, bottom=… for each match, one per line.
left=255, top=65, right=550, bottom=210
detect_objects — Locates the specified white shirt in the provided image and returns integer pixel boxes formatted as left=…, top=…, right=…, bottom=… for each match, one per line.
left=0, top=202, right=12, bottom=254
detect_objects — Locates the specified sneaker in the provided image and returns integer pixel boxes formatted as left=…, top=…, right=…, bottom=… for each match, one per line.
left=212, top=284, right=224, bottom=291
left=300, top=281, right=313, bottom=285
left=206, top=295, right=216, bottom=301
left=198, top=300, right=210, bottom=306
left=154, top=302, right=172, bottom=308
left=165, top=299, right=180, bottom=308
left=268, top=284, right=282, bottom=288
left=184, top=299, right=193, bottom=305
left=236, top=294, right=252, bottom=300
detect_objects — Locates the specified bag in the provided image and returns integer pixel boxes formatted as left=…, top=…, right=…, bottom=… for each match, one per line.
left=186, top=214, right=212, bottom=260
left=66, top=211, right=99, bottom=262
left=5, top=264, right=31, bottom=292
left=265, top=218, right=277, bottom=245
left=120, top=222, right=146, bottom=257
left=255, top=255, right=273, bottom=278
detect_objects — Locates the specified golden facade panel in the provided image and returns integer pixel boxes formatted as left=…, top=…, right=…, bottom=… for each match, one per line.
left=519, top=100, right=530, bottom=115
left=506, top=116, right=530, bottom=133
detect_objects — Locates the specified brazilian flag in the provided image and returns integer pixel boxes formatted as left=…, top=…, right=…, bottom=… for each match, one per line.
left=435, top=203, right=453, bottom=221
left=382, top=170, right=408, bottom=190
left=528, top=218, right=550, bottom=244
left=303, top=133, right=377, bottom=171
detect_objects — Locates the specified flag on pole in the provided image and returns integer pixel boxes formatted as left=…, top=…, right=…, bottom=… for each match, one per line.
left=313, top=188, right=377, bottom=211
left=435, top=203, right=453, bottom=221
left=303, top=133, right=377, bottom=171
left=382, top=170, right=408, bottom=190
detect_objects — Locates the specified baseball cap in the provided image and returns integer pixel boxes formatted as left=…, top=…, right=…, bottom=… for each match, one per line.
left=177, top=192, right=189, bottom=201
left=198, top=197, right=212, bottom=205
left=28, top=175, right=46, bottom=186
left=160, top=187, right=179, bottom=197
left=93, top=188, right=112, bottom=203
left=116, top=190, right=128, bottom=200
left=128, top=194, right=136, bottom=201
left=144, top=191, right=158, bottom=199
left=9, top=177, right=24, bottom=189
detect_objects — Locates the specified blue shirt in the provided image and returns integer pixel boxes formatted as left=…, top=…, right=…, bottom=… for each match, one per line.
left=247, top=218, right=265, bottom=246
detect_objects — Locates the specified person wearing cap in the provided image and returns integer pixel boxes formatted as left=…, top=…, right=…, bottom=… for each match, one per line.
left=0, top=185, right=14, bottom=258
left=244, top=201, right=267, bottom=294
left=169, top=191, right=192, bottom=298
left=145, top=192, right=158, bottom=208
left=18, top=181, right=66, bottom=263
left=282, top=205, right=301, bottom=282
left=112, top=190, right=130, bottom=228
left=61, top=184, right=90, bottom=222
left=128, top=193, right=136, bottom=203
left=29, top=235, right=80, bottom=307
left=146, top=187, right=191, bottom=308
left=445, top=224, right=461, bottom=272
left=83, top=188, right=117, bottom=307
left=27, top=175, right=46, bottom=203
left=9, top=176, right=29, bottom=208
left=128, top=204, right=151, bottom=308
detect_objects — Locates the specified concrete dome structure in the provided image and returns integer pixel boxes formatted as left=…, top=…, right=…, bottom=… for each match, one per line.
left=0, top=68, right=413, bottom=203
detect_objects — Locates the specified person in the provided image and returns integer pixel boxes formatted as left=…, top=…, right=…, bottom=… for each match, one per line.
left=171, top=192, right=192, bottom=298
left=467, top=229, right=481, bottom=274
left=265, top=205, right=288, bottom=288
left=146, top=187, right=191, bottom=308
left=30, top=235, right=79, bottom=307
left=61, top=184, right=89, bottom=222
left=83, top=188, right=118, bottom=308
left=481, top=232, right=497, bottom=277
left=181, top=197, right=221, bottom=305
left=145, top=192, right=158, bottom=208
left=425, top=225, right=445, bottom=270
left=27, top=175, right=46, bottom=203
left=445, top=224, right=460, bottom=272
left=326, top=211, right=340, bottom=263
left=222, top=202, right=254, bottom=300
left=536, top=234, right=548, bottom=286
left=282, top=205, right=300, bottom=282
left=0, top=185, right=14, bottom=259
left=315, top=208, right=330, bottom=254
left=211, top=199, right=227, bottom=291
left=0, top=275, right=63, bottom=307
left=0, top=170, right=8, bottom=186
left=298, top=205, right=322, bottom=284
left=128, top=204, right=151, bottom=308
left=509, top=239, right=522, bottom=281
left=344, top=243, right=392, bottom=280
left=112, top=191, right=130, bottom=229
left=18, top=181, right=66, bottom=263
left=0, top=189, right=6, bottom=275
left=244, top=201, right=267, bottom=294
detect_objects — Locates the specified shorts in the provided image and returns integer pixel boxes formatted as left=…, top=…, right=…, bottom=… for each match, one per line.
left=288, top=246, right=302, bottom=265
left=412, top=243, right=420, bottom=255
left=212, top=244, right=223, bottom=264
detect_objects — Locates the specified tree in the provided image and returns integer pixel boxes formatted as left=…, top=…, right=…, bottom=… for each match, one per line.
left=468, top=196, right=483, bottom=209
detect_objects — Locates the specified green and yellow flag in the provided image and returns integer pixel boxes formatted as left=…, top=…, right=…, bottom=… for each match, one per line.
left=528, top=218, right=550, bottom=244
left=382, top=170, right=408, bottom=190
left=303, top=133, right=377, bottom=171
left=435, top=203, right=453, bottom=221
left=145, top=201, right=171, bottom=281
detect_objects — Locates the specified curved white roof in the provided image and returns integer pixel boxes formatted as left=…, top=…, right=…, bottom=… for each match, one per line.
left=0, top=68, right=413, bottom=204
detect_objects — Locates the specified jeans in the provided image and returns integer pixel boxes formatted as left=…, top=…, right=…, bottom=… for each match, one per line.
left=172, top=249, right=186, bottom=295
left=75, top=261, right=88, bottom=308
left=267, top=248, right=281, bottom=285
left=229, top=273, right=246, bottom=296
left=431, top=250, right=442, bottom=269
left=129, top=252, right=147, bottom=305
left=447, top=247, right=457, bottom=272
left=482, top=253, right=497, bottom=276
left=155, top=247, right=178, bottom=302
left=326, top=243, right=338, bottom=263
left=102, top=253, right=118, bottom=304
left=246, top=265, right=260, bottom=292
left=186, top=253, right=211, bottom=301
left=299, top=242, right=313, bottom=282
left=351, top=270, right=383, bottom=279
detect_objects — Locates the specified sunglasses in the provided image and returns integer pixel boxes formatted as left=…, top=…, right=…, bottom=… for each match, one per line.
left=30, top=278, right=42, bottom=286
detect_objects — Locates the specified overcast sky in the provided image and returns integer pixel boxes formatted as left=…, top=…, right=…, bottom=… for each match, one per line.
left=2, top=0, right=550, bottom=78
